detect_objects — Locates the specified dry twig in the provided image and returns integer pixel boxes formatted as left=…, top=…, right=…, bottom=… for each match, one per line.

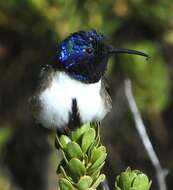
left=124, top=78, right=168, bottom=190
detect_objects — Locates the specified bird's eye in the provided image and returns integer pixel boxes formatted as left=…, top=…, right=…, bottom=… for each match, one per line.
left=85, top=48, right=93, bottom=54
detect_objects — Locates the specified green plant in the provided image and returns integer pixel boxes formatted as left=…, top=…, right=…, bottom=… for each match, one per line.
left=55, top=123, right=107, bottom=190
left=55, top=123, right=151, bottom=190
left=115, top=167, right=152, bottom=190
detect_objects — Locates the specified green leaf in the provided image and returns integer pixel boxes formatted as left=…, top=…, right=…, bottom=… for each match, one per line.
left=68, top=158, right=86, bottom=177
left=61, top=150, right=70, bottom=165
left=115, top=186, right=122, bottom=190
left=91, top=174, right=105, bottom=189
left=77, top=175, right=93, bottom=190
left=59, top=166, right=74, bottom=184
left=115, top=168, right=152, bottom=190
left=60, top=135, right=72, bottom=149
left=70, top=123, right=90, bottom=142
left=66, top=142, right=83, bottom=159
left=90, top=162, right=105, bottom=180
left=55, top=134, right=61, bottom=149
left=59, top=178, right=75, bottom=190
left=88, top=153, right=107, bottom=173
left=132, top=173, right=152, bottom=190
left=90, top=146, right=106, bottom=163
left=116, top=168, right=136, bottom=190
left=82, top=128, right=96, bottom=154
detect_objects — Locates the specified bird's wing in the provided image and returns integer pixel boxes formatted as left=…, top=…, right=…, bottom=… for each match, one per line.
left=37, top=64, right=55, bottom=93
left=29, top=64, right=54, bottom=118
left=101, top=78, right=112, bottom=111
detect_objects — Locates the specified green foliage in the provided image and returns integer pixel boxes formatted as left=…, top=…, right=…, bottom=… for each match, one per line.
left=0, top=128, right=12, bottom=159
left=55, top=123, right=107, bottom=190
left=115, top=167, right=152, bottom=190
left=127, top=0, right=173, bottom=29
left=0, top=0, right=122, bottom=38
left=120, top=41, right=170, bottom=112
left=2, top=0, right=173, bottom=46
left=56, top=125, right=152, bottom=190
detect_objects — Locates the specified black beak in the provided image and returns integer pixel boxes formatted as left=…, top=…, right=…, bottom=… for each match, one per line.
left=108, top=47, right=149, bottom=58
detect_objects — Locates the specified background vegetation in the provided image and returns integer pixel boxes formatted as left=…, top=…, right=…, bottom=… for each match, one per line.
left=0, top=0, right=173, bottom=189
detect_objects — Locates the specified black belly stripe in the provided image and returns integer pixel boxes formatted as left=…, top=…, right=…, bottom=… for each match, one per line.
left=56, top=99, right=81, bottom=135
left=68, top=98, right=81, bottom=130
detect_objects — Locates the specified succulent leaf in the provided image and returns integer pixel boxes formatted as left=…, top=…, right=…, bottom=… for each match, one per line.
left=77, top=175, right=93, bottom=190
left=59, top=166, right=74, bottom=184
left=60, top=135, right=72, bottom=149
left=68, top=158, right=86, bottom=177
left=59, top=178, right=75, bottom=190
left=90, top=146, right=106, bottom=163
left=66, top=142, right=83, bottom=159
left=57, top=123, right=107, bottom=190
left=81, top=128, right=96, bottom=153
left=132, top=173, right=152, bottom=190
left=115, top=167, right=152, bottom=190
left=88, top=153, right=107, bottom=173
left=91, top=174, right=105, bottom=189
left=70, top=123, right=90, bottom=142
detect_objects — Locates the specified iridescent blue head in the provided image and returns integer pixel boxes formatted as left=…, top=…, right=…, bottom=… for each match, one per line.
left=57, top=29, right=148, bottom=83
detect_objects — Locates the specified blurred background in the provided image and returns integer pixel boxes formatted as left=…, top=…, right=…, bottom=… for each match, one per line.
left=0, top=0, right=173, bottom=189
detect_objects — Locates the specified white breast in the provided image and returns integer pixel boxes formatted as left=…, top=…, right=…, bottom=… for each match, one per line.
left=37, top=72, right=108, bottom=129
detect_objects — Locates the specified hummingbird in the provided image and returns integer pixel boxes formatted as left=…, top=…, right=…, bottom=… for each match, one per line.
left=30, top=29, right=148, bottom=133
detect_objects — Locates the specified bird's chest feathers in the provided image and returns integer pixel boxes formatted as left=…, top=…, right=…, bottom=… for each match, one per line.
left=38, top=72, right=106, bottom=128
